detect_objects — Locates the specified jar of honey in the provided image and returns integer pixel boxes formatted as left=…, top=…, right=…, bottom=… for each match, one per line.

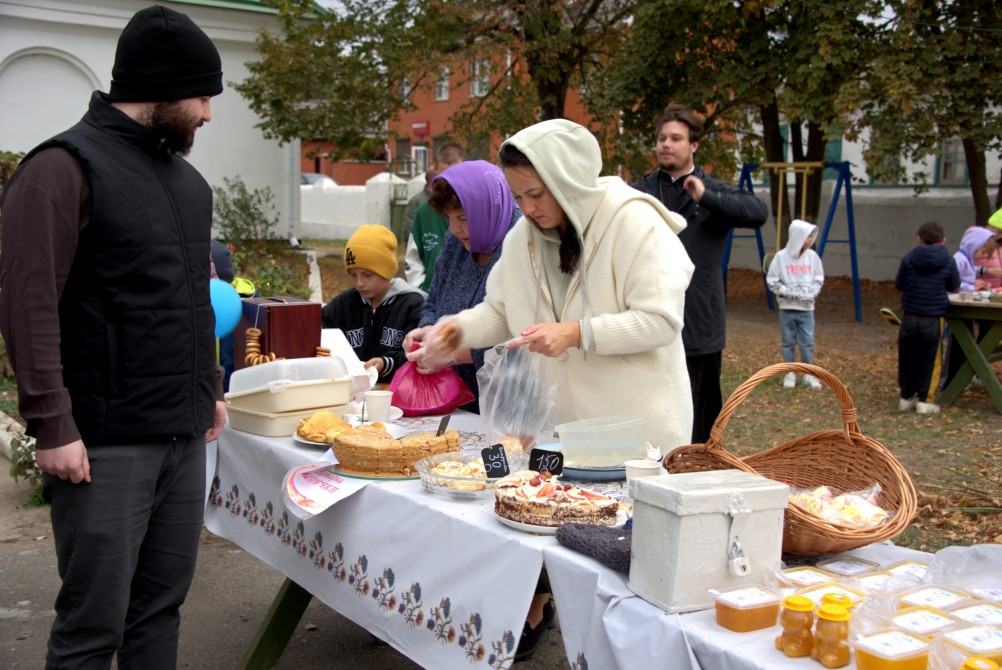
left=821, top=592, right=855, bottom=611
left=812, top=603, right=852, bottom=668
left=776, top=595, right=815, bottom=657
left=963, top=658, right=999, bottom=670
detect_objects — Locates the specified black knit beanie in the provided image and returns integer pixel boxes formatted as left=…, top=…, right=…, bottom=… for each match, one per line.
left=108, top=5, right=223, bottom=103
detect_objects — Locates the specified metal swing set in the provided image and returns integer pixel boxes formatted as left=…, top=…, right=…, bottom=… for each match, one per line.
left=721, top=160, right=864, bottom=322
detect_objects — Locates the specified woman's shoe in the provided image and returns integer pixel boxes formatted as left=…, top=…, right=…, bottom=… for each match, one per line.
left=514, top=617, right=550, bottom=661
left=542, top=600, right=556, bottom=629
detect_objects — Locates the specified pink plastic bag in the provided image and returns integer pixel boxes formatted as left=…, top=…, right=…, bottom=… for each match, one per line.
left=389, top=360, right=475, bottom=416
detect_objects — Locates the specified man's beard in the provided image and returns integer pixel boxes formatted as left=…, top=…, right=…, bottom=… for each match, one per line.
left=141, top=101, right=202, bottom=155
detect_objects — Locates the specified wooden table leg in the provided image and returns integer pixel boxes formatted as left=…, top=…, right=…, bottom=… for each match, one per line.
left=939, top=320, right=1002, bottom=413
left=238, top=578, right=314, bottom=670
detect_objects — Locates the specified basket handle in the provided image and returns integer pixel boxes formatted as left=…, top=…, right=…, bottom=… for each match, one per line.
left=704, top=363, right=862, bottom=451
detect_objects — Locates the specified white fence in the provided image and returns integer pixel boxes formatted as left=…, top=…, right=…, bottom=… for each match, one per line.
left=299, top=171, right=992, bottom=282
left=298, top=172, right=425, bottom=241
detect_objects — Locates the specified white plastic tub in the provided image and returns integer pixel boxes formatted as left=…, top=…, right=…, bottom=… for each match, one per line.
left=227, top=404, right=349, bottom=437
left=226, top=358, right=353, bottom=413
left=555, top=416, right=646, bottom=467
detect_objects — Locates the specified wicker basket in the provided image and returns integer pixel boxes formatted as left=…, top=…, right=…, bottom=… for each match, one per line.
left=664, top=362, right=918, bottom=555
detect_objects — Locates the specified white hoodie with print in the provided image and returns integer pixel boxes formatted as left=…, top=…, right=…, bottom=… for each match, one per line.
left=766, top=219, right=825, bottom=311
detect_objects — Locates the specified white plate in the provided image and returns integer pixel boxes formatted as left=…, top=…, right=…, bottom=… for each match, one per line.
left=562, top=465, right=626, bottom=482
left=495, top=510, right=628, bottom=536
left=293, top=434, right=332, bottom=449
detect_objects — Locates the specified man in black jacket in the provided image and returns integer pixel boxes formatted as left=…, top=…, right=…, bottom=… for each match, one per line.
left=633, top=104, right=768, bottom=443
left=0, top=6, right=225, bottom=667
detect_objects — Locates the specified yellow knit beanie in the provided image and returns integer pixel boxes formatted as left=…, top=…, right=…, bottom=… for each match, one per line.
left=344, top=225, right=398, bottom=279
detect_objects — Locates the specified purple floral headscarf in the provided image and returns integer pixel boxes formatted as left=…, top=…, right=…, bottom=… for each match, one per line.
left=434, top=160, right=515, bottom=254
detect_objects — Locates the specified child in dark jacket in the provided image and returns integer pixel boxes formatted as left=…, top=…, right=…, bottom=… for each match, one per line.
left=895, top=221, right=960, bottom=414
left=322, top=225, right=424, bottom=382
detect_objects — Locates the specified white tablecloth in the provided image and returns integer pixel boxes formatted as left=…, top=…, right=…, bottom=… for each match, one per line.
left=206, top=413, right=553, bottom=670
left=205, top=415, right=930, bottom=670
left=545, top=542, right=931, bottom=670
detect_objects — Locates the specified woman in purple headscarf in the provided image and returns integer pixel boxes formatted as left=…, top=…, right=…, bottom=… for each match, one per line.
left=402, top=160, right=519, bottom=412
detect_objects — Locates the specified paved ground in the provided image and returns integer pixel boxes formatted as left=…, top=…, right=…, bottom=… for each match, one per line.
left=0, top=452, right=567, bottom=669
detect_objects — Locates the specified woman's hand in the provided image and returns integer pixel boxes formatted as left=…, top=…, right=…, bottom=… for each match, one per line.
left=508, top=321, right=580, bottom=358
left=403, top=326, right=430, bottom=353
left=406, top=316, right=461, bottom=374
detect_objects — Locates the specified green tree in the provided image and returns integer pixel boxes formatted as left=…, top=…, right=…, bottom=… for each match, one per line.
left=236, top=0, right=634, bottom=161
left=838, top=0, right=1002, bottom=224
left=594, top=0, right=880, bottom=232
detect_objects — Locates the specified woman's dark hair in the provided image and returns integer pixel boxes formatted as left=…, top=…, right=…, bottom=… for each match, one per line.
left=498, top=143, right=581, bottom=274
left=428, top=177, right=462, bottom=215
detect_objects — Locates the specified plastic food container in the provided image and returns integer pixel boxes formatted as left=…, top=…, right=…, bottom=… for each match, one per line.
left=414, top=451, right=492, bottom=500
left=942, top=625, right=1002, bottom=664
left=816, top=556, right=880, bottom=577
left=795, top=582, right=866, bottom=608
left=781, top=566, right=838, bottom=589
left=898, top=585, right=970, bottom=611
left=709, top=584, right=782, bottom=633
left=883, top=560, right=929, bottom=580
left=857, top=571, right=893, bottom=594
left=226, top=358, right=353, bottom=413
left=973, top=588, right=1002, bottom=603
left=852, top=629, right=930, bottom=670
left=948, top=603, right=1002, bottom=626
left=555, top=416, right=647, bottom=467
left=891, top=605, right=957, bottom=638
left=227, top=403, right=348, bottom=437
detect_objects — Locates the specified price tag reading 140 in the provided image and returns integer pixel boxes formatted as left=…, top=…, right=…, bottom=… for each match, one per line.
left=481, top=444, right=510, bottom=479
left=529, top=448, right=563, bottom=477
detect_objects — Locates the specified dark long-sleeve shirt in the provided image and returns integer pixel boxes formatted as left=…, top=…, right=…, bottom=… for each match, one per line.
left=0, top=148, right=224, bottom=449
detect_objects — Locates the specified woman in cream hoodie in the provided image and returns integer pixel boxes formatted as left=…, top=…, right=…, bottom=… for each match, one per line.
left=414, top=119, right=695, bottom=452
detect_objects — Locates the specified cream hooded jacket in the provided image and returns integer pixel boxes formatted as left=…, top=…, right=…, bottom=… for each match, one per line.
left=455, top=119, right=695, bottom=451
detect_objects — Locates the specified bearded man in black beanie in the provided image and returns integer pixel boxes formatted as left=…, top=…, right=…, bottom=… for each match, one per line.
left=0, top=6, right=227, bottom=668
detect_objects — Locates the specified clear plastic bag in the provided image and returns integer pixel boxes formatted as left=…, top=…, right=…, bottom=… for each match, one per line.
left=789, top=484, right=890, bottom=529
left=476, top=341, right=558, bottom=453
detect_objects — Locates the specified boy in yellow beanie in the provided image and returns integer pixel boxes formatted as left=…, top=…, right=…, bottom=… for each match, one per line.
left=322, top=225, right=425, bottom=381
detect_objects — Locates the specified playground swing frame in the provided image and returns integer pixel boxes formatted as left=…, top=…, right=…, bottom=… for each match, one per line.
left=722, top=160, right=862, bottom=322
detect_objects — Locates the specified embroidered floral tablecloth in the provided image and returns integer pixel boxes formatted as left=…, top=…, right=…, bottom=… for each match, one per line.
left=205, top=412, right=550, bottom=670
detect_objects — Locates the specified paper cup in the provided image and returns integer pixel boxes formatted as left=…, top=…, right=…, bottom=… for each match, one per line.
left=624, top=459, right=663, bottom=486
left=960, top=291, right=974, bottom=302
left=363, top=390, right=393, bottom=423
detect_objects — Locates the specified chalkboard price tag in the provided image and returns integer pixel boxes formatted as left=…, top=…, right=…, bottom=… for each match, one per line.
left=529, top=448, right=564, bottom=477
left=481, top=444, right=511, bottom=479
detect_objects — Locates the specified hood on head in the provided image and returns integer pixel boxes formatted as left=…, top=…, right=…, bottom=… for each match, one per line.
left=435, top=160, right=514, bottom=254
left=958, top=226, right=993, bottom=260
left=785, top=219, right=818, bottom=258
left=499, top=119, right=606, bottom=236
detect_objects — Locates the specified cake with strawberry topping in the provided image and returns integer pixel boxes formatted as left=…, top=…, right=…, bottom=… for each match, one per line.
left=494, top=470, right=619, bottom=527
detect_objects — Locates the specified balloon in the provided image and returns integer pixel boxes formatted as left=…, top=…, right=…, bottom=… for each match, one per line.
left=210, top=278, right=242, bottom=338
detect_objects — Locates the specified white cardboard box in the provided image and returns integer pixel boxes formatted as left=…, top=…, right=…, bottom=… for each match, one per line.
left=628, top=469, right=789, bottom=613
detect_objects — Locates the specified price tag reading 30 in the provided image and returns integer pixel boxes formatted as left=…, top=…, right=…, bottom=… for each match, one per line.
left=528, top=448, right=563, bottom=477
left=481, top=444, right=511, bottom=479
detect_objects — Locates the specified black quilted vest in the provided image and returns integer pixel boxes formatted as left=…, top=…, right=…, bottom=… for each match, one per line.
left=28, top=92, right=216, bottom=444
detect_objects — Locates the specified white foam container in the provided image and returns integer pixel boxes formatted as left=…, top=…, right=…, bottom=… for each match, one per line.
left=227, top=404, right=349, bottom=437
left=628, top=469, right=788, bottom=613
left=226, top=358, right=353, bottom=413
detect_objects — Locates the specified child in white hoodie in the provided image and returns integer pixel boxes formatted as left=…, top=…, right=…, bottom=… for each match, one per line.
left=767, top=219, right=826, bottom=388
